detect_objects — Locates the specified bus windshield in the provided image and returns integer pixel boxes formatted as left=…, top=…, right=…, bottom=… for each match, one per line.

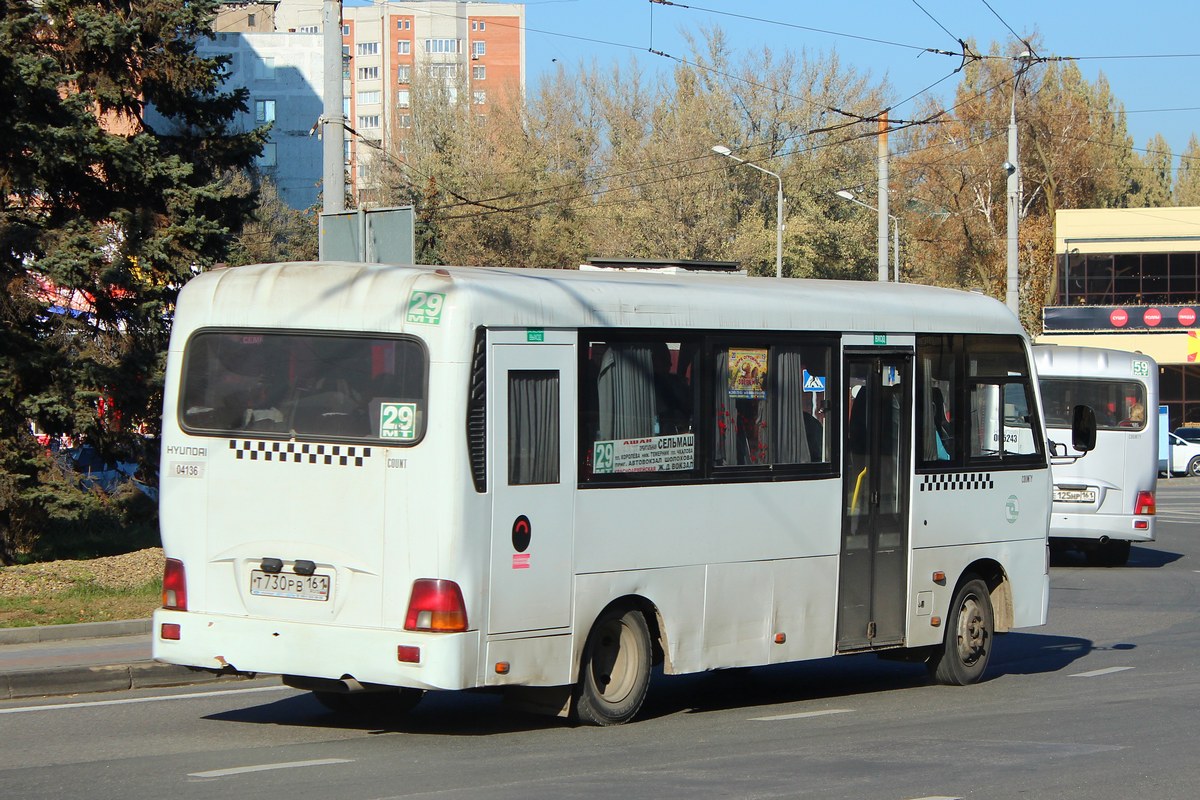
left=179, top=330, right=427, bottom=442
left=1039, top=378, right=1146, bottom=431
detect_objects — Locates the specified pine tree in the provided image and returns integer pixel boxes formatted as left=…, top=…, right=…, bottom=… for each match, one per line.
left=0, top=0, right=264, bottom=561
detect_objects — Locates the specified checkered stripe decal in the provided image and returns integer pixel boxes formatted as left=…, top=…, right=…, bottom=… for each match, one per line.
left=230, top=440, right=373, bottom=467
left=920, top=472, right=994, bottom=492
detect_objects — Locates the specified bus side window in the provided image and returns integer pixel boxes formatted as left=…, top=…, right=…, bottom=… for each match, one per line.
left=509, top=370, right=559, bottom=485
left=917, top=335, right=959, bottom=466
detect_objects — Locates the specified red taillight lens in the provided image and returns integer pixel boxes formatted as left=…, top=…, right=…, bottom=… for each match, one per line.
left=161, top=623, right=181, bottom=640
left=404, top=579, right=468, bottom=632
left=1135, top=491, right=1156, bottom=516
left=162, top=558, right=187, bottom=611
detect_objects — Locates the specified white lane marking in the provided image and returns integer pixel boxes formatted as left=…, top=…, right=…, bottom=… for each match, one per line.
left=0, top=684, right=291, bottom=715
left=907, top=796, right=961, bottom=800
left=750, top=708, right=853, bottom=721
left=1070, top=666, right=1135, bottom=678
left=190, top=758, right=353, bottom=779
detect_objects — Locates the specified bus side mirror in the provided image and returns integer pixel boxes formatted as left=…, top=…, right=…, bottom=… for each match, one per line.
left=1072, top=404, right=1097, bottom=453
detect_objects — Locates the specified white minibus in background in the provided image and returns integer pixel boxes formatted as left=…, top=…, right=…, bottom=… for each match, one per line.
left=1032, top=345, right=1157, bottom=566
left=153, top=262, right=1080, bottom=725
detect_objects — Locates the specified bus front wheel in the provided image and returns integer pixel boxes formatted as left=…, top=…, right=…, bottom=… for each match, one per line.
left=928, top=576, right=994, bottom=686
left=573, top=607, right=652, bottom=726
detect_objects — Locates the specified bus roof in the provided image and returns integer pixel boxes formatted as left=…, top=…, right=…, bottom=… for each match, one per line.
left=174, top=262, right=1023, bottom=337
left=1032, top=344, right=1159, bottom=378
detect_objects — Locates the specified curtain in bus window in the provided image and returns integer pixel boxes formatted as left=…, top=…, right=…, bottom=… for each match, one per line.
left=767, top=347, right=812, bottom=464
left=508, top=371, right=559, bottom=485
left=596, top=344, right=656, bottom=439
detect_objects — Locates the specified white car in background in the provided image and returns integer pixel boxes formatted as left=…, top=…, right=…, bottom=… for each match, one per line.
left=1166, top=431, right=1200, bottom=476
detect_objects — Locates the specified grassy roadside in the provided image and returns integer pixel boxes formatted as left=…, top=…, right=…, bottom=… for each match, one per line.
left=0, top=548, right=164, bottom=628
left=0, top=580, right=162, bottom=628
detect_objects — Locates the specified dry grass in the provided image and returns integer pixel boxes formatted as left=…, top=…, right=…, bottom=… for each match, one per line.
left=0, top=548, right=164, bottom=628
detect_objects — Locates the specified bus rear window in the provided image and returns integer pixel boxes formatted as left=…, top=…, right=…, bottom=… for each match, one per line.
left=1040, top=378, right=1146, bottom=431
left=179, top=331, right=427, bottom=442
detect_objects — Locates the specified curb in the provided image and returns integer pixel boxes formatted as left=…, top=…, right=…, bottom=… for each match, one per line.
left=1, top=662, right=261, bottom=701
left=0, top=619, right=152, bottom=646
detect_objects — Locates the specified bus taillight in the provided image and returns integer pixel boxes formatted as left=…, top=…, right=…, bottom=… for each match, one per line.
left=162, top=558, right=187, bottom=611
left=1135, top=491, right=1156, bottom=516
left=405, top=579, right=468, bottom=632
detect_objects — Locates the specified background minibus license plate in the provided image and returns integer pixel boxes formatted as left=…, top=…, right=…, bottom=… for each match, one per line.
left=250, top=570, right=331, bottom=601
left=1053, top=488, right=1097, bottom=503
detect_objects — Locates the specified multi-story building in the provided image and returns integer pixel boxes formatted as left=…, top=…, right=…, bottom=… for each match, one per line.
left=1038, top=207, right=1200, bottom=428
left=273, top=1, right=525, bottom=203
left=193, top=29, right=326, bottom=210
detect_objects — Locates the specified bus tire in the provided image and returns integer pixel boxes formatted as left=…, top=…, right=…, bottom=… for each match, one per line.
left=928, top=576, right=993, bottom=686
left=314, top=687, right=424, bottom=717
left=1188, top=456, right=1200, bottom=477
left=572, top=607, right=652, bottom=726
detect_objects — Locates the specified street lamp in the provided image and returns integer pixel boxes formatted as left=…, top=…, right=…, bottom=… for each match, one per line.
left=712, top=145, right=784, bottom=279
left=835, top=190, right=900, bottom=282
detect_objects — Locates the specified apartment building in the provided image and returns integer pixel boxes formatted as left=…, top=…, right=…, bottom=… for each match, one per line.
left=193, top=29, right=326, bottom=210
left=273, top=1, right=525, bottom=202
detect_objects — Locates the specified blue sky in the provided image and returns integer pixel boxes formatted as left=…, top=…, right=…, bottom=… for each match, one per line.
left=521, top=0, right=1200, bottom=162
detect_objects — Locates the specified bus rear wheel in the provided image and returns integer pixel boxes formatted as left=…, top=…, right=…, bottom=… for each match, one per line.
left=928, top=576, right=993, bottom=686
left=573, top=607, right=652, bottom=726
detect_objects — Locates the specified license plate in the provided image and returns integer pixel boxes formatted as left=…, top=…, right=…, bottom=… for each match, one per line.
left=1054, top=488, right=1096, bottom=503
left=250, top=570, right=331, bottom=601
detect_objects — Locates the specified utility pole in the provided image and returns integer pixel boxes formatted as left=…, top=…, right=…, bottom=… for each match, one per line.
left=877, top=113, right=889, bottom=282
left=1006, top=52, right=1032, bottom=316
left=322, top=0, right=345, bottom=216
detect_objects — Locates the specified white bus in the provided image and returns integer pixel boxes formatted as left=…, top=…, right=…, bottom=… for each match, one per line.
left=1032, top=345, right=1157, bottom=566
left=153, top=262, right=1075, bottom=725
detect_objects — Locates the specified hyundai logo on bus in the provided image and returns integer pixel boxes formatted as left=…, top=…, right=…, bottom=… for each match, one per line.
left=512, top=515, right=532, bottom=552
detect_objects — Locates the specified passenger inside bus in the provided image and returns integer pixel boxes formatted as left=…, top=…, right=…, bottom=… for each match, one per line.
left=1120, top=401, right=1146, bottom=428
left=931, top=387, right=953, bottom=460
left=242, top=382, right=285, bottom=431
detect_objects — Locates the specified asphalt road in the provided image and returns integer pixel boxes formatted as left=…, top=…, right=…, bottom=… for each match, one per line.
left=2, top=480, right=1198, bottom=800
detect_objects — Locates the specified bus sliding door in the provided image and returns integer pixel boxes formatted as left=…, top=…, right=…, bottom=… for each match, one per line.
left=838, top=352, right=911, bottom=651
left=487, top=342, right=576, bottom=635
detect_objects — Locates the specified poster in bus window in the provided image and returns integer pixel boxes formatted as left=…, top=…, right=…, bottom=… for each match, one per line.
left=593, top=434, right=695, bottom=474
left=728, top=349, right=767, bottom=399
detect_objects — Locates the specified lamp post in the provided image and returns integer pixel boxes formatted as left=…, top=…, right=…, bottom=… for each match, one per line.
left=835, top=190, right=900, bottom=282
left=712, top=145, right=784, bottom=279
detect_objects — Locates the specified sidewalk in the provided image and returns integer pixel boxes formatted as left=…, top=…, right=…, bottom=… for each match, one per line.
left=0, top=620, right=254, bottom=701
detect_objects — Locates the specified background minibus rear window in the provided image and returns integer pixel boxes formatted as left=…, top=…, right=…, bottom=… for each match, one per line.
left=179, top=331, right=426, bottom=442
left=1040, top=378, right=1146, bottom=431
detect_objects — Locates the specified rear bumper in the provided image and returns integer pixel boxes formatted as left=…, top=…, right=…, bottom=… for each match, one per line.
left=1049, top=511, right=1155, bottom=543
left=151, top=610, right=480, bottom=691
